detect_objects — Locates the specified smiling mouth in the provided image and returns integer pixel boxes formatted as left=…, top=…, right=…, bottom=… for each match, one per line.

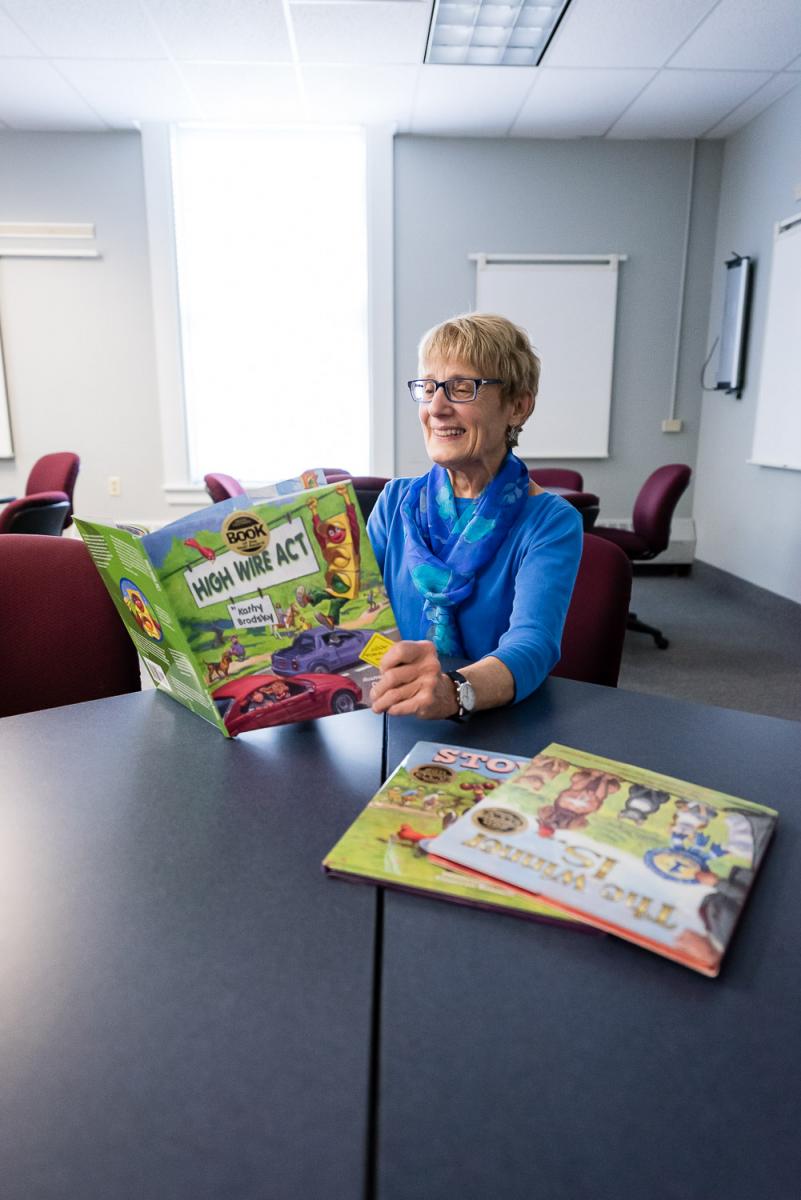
left=430, top=427, right=465, bottom=438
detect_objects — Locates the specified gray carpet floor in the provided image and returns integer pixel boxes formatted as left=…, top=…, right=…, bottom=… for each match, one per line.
left=617, top=561, right=801, bottom=723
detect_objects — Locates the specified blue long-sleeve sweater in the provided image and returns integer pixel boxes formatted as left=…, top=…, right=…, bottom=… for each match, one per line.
left=367, top=477, right=582, bottom=703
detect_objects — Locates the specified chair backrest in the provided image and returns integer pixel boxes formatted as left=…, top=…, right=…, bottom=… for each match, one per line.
left=0, top=535, right=141, bottom=718
left=204, top=472, right=246, bottom=503
left=321, top=468, right=351, bottom=482
left=0, top=493, right=71, bottom=536
left=349, top=476, right=389, bottom=521
left=25, top=452, right=80, bottom=526
left=631, top=464, right=692, bottom=555
left=529, top=467, right=584, bottom=491
left=550, top=533, right=632, bottom=688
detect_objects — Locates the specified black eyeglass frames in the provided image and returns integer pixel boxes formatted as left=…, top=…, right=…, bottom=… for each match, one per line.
left=407, top=377, right=503, bottom=404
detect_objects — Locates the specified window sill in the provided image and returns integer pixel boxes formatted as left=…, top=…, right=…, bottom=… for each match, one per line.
left=163, top=483, right=209, bottom=507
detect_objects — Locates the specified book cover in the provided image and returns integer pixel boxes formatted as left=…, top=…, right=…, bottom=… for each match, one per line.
left=75, top=473, right=399, bottom=736
left=324, top=741, right=583, bottom=927
left=424, top=743, right=777, bottom=977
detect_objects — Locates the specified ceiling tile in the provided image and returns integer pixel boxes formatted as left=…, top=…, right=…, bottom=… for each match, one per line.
left=0, top=9, right=42, bottom=56
left=546, top=0, right=718, bottom=69
left=302, top=64, right=418, bottom=126
left=703, top=72, right=801, bottom=137
left=145, top=0, right=292, bottom=63
left=0, top=0, right=167, bottom=59
left=670, top=0, right=801, bottom=71
left=411, top=64, right=536, bottom=136
left=55, top=59, right=203, bottom=127
left=0, top=59, right=107, bottom=129
left=178, top=62, right=304, bottom=122
left=511, top=67, right=656, bottom=136
left=290, top=2, right=430, bottom=64
left=607, top=68, right=773, bottom=137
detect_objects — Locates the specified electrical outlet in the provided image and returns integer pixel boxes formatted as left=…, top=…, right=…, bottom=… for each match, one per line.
left=108, top=476, right=121, bottom=496
left=661, top=419, right=683, bottom=433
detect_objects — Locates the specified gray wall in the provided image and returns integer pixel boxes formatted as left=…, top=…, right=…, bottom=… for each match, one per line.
left=393, top=136, right=723, bottom=518
left=694, top=83, right=801, bottom=604
left=0, top=132, right=163, bottom=525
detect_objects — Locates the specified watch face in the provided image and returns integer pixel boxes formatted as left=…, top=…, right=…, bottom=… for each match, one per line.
left=458, top=679, right=477, bottom=713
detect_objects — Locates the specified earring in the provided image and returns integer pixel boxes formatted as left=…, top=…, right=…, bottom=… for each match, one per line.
left=505, top=424, right=524, bottom=449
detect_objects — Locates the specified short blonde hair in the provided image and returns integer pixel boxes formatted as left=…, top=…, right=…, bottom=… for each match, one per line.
left=418, top=312, right=540, bottom=405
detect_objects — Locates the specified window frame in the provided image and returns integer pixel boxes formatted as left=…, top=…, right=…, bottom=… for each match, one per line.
left=141, top=122, right=395, bottom=506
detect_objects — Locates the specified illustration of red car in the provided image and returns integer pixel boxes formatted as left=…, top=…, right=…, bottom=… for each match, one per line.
left=212, top=671, right=361, bottom=735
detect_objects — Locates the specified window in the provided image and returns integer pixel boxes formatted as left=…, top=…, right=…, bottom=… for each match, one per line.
left=171, top=127, right=371, bottom=484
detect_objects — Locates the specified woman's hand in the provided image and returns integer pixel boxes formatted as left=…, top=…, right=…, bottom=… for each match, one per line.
left=371, top=640, right=457, bottom=720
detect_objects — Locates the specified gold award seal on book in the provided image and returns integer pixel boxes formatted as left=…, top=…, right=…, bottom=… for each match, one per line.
left=472, top=807, right=528, bottom=835
left=222, top=511, right=270, bottom=557
left=411, top=763, right=454, bottom=784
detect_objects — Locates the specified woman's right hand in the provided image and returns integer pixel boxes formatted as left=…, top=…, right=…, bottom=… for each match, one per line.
left=370, top=640, right=458, bottom=720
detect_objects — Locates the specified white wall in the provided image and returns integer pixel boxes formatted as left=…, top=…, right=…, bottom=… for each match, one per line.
left=694, top=83, right=801, bottom=603
left=393, top=136, right=723, bottom=519
left=0, top=131, right=167, bottom=525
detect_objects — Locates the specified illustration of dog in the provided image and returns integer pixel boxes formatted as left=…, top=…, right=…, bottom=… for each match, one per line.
left=206, top=649, right=233, bottom=683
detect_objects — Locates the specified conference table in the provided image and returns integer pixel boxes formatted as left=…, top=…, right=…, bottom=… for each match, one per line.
left=1, top=679, right=799, bottom=1200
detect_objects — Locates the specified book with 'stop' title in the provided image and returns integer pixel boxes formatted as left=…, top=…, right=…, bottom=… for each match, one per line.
left=422, top=743, right=777, bottom=977
left=323, top=741, right=585, bottom=928
left=75, top=470, right=399, bottom=736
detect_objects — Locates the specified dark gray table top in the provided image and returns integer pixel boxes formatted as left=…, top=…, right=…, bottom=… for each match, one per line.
left=0, top=691, right=385, bottom=1200
left=379, top=678, right=801, bottom=1200
left=4, top=680, right=800, bottom=1200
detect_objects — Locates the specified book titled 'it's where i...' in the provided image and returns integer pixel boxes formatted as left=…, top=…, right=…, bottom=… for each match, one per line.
left=324, top=740, right=777, bottom=976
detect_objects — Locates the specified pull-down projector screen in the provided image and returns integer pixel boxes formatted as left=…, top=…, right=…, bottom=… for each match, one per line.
left=750, top=215, right=801, bottom=472
left=473, top=254, right=622, bottom=459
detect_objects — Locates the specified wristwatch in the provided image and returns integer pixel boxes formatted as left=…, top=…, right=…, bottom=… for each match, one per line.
left=446, top=670, right=477, bottom=722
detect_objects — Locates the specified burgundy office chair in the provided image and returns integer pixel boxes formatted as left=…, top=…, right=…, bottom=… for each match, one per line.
left=591, top=463, right=692, bottom=649
left=529, top=468, right=584, bottom=491
left=0, top=493, right=72, bottom=535
left=0, top=535, right=141, bottom=718
left=349, top=476, right=389, bottom=521
left=0, top=451, right=81, bottom=533
left=551, top=533, right=632, bottom=688
left=203, top=472, right=246, bottom=503
left=317, top=471, right=388, bottom=519
left=26, top=452, right=80, bottom=513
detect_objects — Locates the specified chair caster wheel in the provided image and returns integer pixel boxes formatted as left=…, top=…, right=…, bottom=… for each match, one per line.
left=656, top=636, right=669, bottom=650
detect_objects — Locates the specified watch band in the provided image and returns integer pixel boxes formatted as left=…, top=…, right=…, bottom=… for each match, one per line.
left=446, top=670, right=475, bottom=722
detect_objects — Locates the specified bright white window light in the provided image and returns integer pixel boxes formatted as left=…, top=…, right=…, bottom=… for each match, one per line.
left=172, top=127, right=370, bottom=484
left=425, top=0, right=571, bottom=66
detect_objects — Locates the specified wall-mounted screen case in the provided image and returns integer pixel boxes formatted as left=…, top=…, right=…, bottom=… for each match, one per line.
left=716, top=254, right=752, bottom=396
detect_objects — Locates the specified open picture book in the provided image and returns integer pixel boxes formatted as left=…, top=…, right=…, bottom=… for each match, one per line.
left=325, top=740, right=777, bottom=976
left=76, top=470, right=398, bottom=736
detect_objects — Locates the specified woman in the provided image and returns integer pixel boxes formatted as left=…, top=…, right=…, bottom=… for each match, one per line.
left=368, top=312, right=582, bottom=721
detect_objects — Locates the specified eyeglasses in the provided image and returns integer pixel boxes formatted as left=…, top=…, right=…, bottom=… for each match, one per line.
left=407, top=377, right=503, bottom=404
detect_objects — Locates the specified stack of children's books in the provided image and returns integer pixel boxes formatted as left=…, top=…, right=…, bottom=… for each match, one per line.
left=324, top=740, right=777, bottom=977
left=76, top=470, right=398, bottom=736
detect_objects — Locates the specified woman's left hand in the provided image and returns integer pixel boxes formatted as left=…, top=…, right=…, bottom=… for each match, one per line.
left=370, top=640, right=457, bottom=720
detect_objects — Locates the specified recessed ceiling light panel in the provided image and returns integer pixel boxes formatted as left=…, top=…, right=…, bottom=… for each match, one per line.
left=425, top=0, right=572, bottom=66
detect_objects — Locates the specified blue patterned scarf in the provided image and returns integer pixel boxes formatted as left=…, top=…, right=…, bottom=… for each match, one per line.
left=400, top=451, right=530, bottom=656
